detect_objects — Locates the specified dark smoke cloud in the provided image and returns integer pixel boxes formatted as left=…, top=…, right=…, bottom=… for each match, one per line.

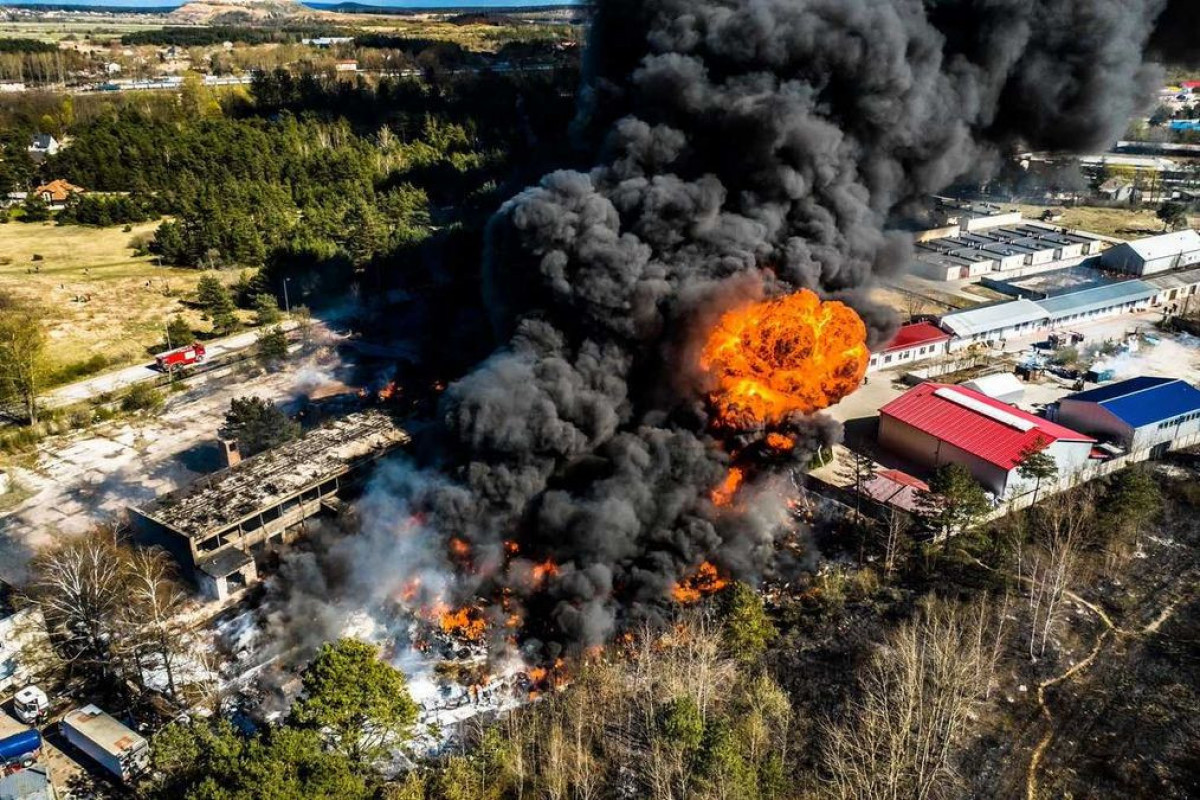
left=269, top=0, right=1174, bottom=655
left=1148, top=0, right=1200, bottom=66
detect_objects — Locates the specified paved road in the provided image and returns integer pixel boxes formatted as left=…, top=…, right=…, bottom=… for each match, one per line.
left=44, top=322, right=297, bottom=409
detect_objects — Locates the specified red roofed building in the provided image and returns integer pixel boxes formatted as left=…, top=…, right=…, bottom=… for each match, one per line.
left=878, top=383, right=1094, bottom=498
left=867, top=322, right=951, bottom=373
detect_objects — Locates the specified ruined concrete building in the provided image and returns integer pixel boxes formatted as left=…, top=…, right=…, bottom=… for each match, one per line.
left=130, top=411, right=409, bottom=601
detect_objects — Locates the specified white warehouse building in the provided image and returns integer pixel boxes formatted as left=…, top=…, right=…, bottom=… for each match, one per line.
left=1101, top=229, right=1200, bottom=276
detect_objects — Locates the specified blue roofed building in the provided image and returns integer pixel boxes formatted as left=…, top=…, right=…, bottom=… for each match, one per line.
left=1057, top=377, right=1200, bottom=456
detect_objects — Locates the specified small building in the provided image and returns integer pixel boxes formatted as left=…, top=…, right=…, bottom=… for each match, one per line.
left=0, top=82, right=26, bottom=94
left=1101, top=229, right=1200, bottom=276
left=129, top=412, right=408, bottom=601
left=1097, top=177, right=1135, bottom=203
left=860, top=469, right=929, bottom=515
left=1056, top=376, right=1200, bottom=457
left=26, top=135, right=58, bottom=161
left=32, top=180, right=84, bottom=209
left=879, top=383, right=1095, bottom=498
left=940, top=299, right=1047, bottom=349
left=0, top=765, right=54, bottom=800
left=867, top=322, right=951, bottom=372
left=104, top=62, right=121, bottom=75
left=961, top=372, right=1026, bottom=404
left=335, top=60, right=358, bottom=73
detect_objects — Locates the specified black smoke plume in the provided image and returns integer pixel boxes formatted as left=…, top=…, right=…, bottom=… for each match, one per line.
left=271, top=0, right=1175, bottom=656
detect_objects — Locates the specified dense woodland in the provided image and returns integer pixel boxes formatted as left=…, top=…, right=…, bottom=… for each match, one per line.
left=0, top=62, right=579, bottom=375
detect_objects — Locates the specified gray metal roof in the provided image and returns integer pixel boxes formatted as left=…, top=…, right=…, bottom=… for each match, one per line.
left=1035, top=280, right=1157, bottom=319
left=1146, top=266, right=1200, bottom=291
left=939, top=299, right=1047, bottom=337
left=1121, top=230, right=1200, bottom=262
left=0, top=766, right=51, bottom=800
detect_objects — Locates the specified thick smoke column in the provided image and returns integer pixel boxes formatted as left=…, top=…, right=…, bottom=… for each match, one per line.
left=280, top=0, right=1175, bottom=656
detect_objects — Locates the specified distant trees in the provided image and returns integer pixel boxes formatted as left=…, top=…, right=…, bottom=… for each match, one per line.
left=1157, top=201, right=1189, bottom=232
left=222, top=396, right=300, bottom=457
left=0, top=293, right=46, bottom=424
left=195, top=274, right=238, bottom=334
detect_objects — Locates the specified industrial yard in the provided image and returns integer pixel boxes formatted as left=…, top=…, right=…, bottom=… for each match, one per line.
left=0, top=2, right=1199, bottom=800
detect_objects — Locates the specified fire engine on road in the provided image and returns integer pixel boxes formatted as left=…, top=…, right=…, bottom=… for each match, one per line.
left=154, top=343, right=206, bottom=372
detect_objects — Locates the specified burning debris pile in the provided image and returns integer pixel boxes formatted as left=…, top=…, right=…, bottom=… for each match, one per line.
left=252, top=0, right=1175, bottom=693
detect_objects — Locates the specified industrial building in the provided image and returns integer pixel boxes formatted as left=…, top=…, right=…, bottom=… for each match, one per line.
left=940, top=299, right=1047, bottom=348
left=939, top=280, right=1157, bottom=350
left=878, top=383, right=1095, bottom=499
left=1056, top=377, right=1200, bottom=458
left=1036, top=280, right=1158, bottom=328
left=1101, top=229, right=1200, bottom=276
left=1146, top=265, right=1200, bottom=311
left=130, top=412, right=409, bottom=601
left=866, top=322, right=951, bottom=372
left=912, top=220, right=1105, bottom=281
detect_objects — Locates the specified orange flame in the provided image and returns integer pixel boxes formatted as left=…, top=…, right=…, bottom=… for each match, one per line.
left=448, top=538, right=471, bottom=559
left=765, top=432, right=795, bottom=451
left=378, top=381, right=397, bottom=401
left=711, top=467, right=744, bottom=508
left=670, top=561, right=729, bottom=604
left=700, top=290, right=869, bottom=428
left=528, top=667, right=548, bottom=683
left=439, top=606, right=487, bottom=641
left=531, top=559, right=560, bottom=585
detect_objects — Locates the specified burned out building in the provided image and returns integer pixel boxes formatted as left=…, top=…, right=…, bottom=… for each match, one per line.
left=129, top=412, right=409, bottom=601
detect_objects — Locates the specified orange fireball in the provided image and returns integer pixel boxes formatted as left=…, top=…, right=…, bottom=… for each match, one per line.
left=700, top=290, right=869, bottom=428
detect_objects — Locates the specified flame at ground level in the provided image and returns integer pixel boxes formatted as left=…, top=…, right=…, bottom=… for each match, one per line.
left=671, top=561, right=730, bottom=604
left=700, top=290, right=869, bottom=428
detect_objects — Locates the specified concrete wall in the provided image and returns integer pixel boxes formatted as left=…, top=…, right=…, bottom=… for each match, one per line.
left=129, top=509, right=201, bottom=584
left=1131, top=412, right=1200, bottom=452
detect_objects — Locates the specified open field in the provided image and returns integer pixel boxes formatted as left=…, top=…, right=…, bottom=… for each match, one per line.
left=0, top=221, right=216, bottom=381
left=0, top=21, right=168, bottom=43
left=1015, top=203, right=1172, bottom=239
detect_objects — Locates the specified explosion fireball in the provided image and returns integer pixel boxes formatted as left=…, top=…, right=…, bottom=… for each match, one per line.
left=701, top=290, right=870, bottom=429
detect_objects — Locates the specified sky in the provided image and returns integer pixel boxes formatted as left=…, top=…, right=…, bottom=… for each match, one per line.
left=4, top=0, right=580, bottom=7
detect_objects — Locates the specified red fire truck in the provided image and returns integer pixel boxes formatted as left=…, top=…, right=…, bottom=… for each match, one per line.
left=154, top=343, right=206, bottom=372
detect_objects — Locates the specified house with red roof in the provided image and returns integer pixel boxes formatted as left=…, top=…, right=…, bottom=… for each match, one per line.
left=878, top=383, right=1095, bottom=498
left=867, top=322, right=951, bottom=373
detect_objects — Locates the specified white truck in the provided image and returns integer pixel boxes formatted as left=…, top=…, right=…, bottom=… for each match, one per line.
left=61, top=705, right=148, bottom=783
left=12, top=686, right=49, bottom=725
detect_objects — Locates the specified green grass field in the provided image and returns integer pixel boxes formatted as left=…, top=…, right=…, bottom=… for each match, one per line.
left=0, top=220, right=221, bottom=380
